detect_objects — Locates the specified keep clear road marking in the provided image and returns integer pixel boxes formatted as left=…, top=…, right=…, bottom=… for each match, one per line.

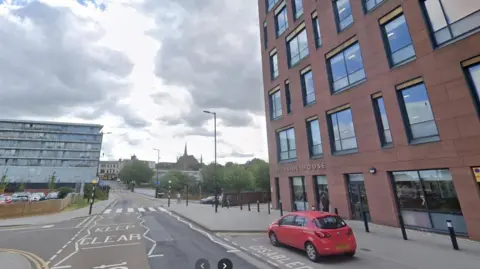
left=138, top=207, right=146, bottom=212
left=116, top=208, right=123, bottom=213
left=249, top=245, right=313, bottom=269
left=103, top=209, right=112, bottom=214
left=127, top=208, right=134, bottom=213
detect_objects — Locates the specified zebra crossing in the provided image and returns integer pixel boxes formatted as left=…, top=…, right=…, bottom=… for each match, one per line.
left=103, top=206, right=164, bottom=215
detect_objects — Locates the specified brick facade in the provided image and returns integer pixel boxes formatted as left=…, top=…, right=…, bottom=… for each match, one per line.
left=259, top=0, right=480, bottom=240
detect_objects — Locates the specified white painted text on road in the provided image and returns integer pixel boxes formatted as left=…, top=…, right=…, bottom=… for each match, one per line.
left=79, top=234, right=141, bottom=246
left=249, top=245, right=313, bottom=269
left=94, top=225, right=135, bottom=233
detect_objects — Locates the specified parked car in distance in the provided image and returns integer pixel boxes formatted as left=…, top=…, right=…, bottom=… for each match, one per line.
left=11, top=192, right=31, bottom=202
left=268, top=211, right=356, bottom=262
left=31, top=192, right=46, bottom=201
left=0, top=195, right=12, bottom=204
left=199, top=196, right=215, bottom=204
left=46, top=192, right=59, bottom=200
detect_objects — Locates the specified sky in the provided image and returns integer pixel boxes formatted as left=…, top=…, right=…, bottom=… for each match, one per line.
left=0, top=0, right=268, bottom=164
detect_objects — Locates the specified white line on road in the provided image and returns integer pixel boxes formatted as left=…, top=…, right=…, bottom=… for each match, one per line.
left=128, top=208, right=134, bottom=213
left=50, top=254, right=57, bottom=260
left=148, top=207, right=156, bottom=212
left=42, top=225, right=55, bottom=228
left=81, top=242, right=141, bottom=250
left=240, top=247, right=248, bottom=251
left=138, top=207, right=146, bottom=212
left=227, top=250, right=240, bottom=253
left=223, top=237, right=230, bottom=241
left=103, top=209, right=112, bottom=214
left=232, top=242, right=238, bottom=246
left=267, top=260, right=279, bottom=267
left=51, top=266, right=72, bottom=269
left=83, top=215, right=97, bottom=228
left=93, top=262, right=126, bottom=269
left=116, top=208, right=123, bottom=213
left=75, top=216, right=91, bottom=228
left=53, top=215, right=102, bottom=267
left=137, top=213, right=157, bottom=256
left=148, top=254, right=164, bottom=258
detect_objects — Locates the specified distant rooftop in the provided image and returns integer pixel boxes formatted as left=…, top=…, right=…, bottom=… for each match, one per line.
left=0, top=118, right=104, bottom=128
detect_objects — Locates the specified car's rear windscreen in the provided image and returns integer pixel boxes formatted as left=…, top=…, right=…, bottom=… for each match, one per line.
left=314, top=216, right=347, bottom=229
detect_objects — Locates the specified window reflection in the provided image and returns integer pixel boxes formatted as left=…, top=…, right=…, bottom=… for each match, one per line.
left=335, top=0, right=354, bottom=30
left=330, top=108, right=358, bottom=152
left=312, top=17, right=322, bottom=48
left=278, top=128, right=296, bottom=161
left=399, top=83, right=439, bottom=140
left=270, top=91, right=282, bottom=119
left=384, top=15, right=416, bottom=65
left=288, top=29, right=309, bottom=66
left=467, top=64, right=480, bottom=105
left=292, top=177, right=307, bottom=211
left=315, top=176, right=330, bottom=212
left=329, top=43, right=366, bottom=92
left=275, top=7, right=288, bottom=36
left=423, top=0, right=480, bottom=45
left=307, top=119, right=322, bottom=156
left=302, top=70, right=315, bottom=105
left=364, top=0, right=385, bottom=11
left=293, top=0, right=303, bottom=19
left=373, top=97, right=393, bottom=145
left=270, top=53, right=279, bottom=79
left=393, top=169, right=466, bottom=233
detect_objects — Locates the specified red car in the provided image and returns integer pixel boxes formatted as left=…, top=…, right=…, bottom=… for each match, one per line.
left=268, top=211, right=356, bottom=262
left=0, top=195, right=12, bottom=204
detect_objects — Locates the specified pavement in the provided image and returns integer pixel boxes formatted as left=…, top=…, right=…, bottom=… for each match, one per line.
left=132, top=189, right=480, bottom=269
left=0, top=188, right=271, bottom=269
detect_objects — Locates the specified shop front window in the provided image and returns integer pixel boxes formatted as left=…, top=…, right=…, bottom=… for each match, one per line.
left=392, top=169, right=467, bottom=234
left=291, top=176, right=307, bottom=211
left=315, top=176, right=330, bottom=212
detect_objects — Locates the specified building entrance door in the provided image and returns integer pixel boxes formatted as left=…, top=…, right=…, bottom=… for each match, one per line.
left=347, top=174, right=371, bottom=221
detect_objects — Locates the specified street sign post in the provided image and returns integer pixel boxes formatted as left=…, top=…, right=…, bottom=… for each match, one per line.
left=89, top=179, right=98, bottom=215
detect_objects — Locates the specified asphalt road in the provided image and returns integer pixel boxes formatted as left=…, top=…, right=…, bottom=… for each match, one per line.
left=0, top=189, right=271, bottom=269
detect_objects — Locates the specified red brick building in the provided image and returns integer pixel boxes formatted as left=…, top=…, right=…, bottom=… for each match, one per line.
left=258, top=0, right=480, bottom=240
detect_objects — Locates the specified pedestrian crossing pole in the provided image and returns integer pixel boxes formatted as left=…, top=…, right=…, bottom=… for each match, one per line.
left=89, top=179, right=97, bottom=215
left=168, top=180, right=171, bottom=207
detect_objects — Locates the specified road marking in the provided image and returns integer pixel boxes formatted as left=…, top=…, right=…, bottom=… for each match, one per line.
left=81, top=242, right=141, bottom=250
left=75, top=216, right=91, bottom=228
left=148, top=254, right=164, bottom=258
left=93, top=262, right=127, bottom=269
left=267, top=260, right=279, bottom=267
left=53, top=215, right=101, bottom=267
left=240, top=247, right=248, bottom=251
left=227, top=249, right=240, bottom=253
left=103, top=209, right=112, bottom=214
left=83, top=215, right=97, bottom=228
left=127, top=208, right=134, bottom=213
left=56, top=249, right=63, bottom=254
left=51, top=266, right=72, bottom=269
left=42, top=225, right=55, bottom=228
left=148, top=207, right=156, bottom=212
left=0, top=248, right=49, bottom=269
left=138, top=207, right=146, bottom=212
left=137, top=213, right=157, bottom=256
left=232, top=242, right=238, bottom=246
left=116, top=208, right=123, bottom=213
left=223, top=237, right=230, bottom=241
left=50, top=254, right=57, bottom=260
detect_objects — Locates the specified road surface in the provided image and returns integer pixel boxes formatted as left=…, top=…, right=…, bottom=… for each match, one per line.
left=0, top=190, right=270, bottom=269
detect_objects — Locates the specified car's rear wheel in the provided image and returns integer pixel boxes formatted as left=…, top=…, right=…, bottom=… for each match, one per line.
left=305, top=242, right=320, bottom=262
left=269, top=232, right=280, bottom=246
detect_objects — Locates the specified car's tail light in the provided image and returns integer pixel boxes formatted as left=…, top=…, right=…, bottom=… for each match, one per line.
left=315, top=231, right=331, bottom=238
left=347, top=227, right=353, bottom=236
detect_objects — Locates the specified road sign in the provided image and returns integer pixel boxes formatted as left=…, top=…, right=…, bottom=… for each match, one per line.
left=155, top=181, right=160, bottom=185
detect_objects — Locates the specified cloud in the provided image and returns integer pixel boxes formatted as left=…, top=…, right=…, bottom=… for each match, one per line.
left=173, top=127, right=221, bottom=138
left=219, top=150, right=255, bottom=159
left=140, top=0, right=264, bottom=128
left=0, top=1, right=148, bottom=129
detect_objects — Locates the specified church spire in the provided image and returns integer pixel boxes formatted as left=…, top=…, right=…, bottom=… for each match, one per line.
left=184, top=142, right=187, bottom=156
left=200, top=155, right=203, bottom=164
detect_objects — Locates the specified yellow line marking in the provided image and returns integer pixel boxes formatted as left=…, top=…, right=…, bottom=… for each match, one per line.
left=0, top=248, right=50, bottom=269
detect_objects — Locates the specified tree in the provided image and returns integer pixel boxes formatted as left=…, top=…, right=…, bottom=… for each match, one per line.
left=200, top=163, right=225, bottom=194
left=0, top=173, right=8, bottom=193
left=245, top=158, right=270, bottom=191
left=223, top=164, right=254, bottom=193
left=159, top=170, right=196, bottom=192
left=119, top=160, right=155, bottom=186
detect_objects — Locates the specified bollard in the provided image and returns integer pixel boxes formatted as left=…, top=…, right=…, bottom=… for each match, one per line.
left=240, top=203, right=243, bottom=210
left=248, top=202, right=251, bottom=211
left=279, top=201, right=283, bottom=216
left=446, top=220, right=459, bottom=250
left=398, top=213, right=408, bottom=240
left=168, top=195, right=170, bottom=207
left=257, top=200, right=260, bottom=212
left=363, top=211, right=370, bottom=233
left=186, top=186, right=189, bottom=206
left=334, top=208, right=339, bottom=215
left=268, top=201, right=271, bottom=214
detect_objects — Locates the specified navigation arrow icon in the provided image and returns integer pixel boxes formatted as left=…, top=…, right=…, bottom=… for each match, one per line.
left=201, top=263, right=205, bottom=269
left=217, top=258, right=232, bottom=269
left=195, top=258, right=210, bottom=269
left=222, top=263, right=227, bottom=269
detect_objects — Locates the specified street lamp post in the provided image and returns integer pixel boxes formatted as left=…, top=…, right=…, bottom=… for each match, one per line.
left=153, top=148, right=160, bottom=188
left=168, top=180, right=172, bottom=207
left=203, top=110, right=218, bottom=213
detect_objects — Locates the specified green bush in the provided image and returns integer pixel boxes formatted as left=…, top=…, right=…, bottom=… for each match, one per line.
left=57, top=187, right=74, bottom=199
